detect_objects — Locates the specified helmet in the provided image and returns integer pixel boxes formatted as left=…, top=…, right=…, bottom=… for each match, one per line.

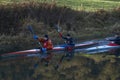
left=67, top=34, right=70, bottom=37
left=44, top=34, right=48, bottom=38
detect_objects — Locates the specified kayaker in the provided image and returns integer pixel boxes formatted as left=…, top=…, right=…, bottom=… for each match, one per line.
left=112, top=33, right=120, bottom=57
left=55, top=29, right=75, bottom=70
left=108, top=33, right=120, bottom=45
left=106, top=33, right=120, bottom=57
left=113, top=33, right=120, bottom=45
left=33, top=34, right=53, bottom=66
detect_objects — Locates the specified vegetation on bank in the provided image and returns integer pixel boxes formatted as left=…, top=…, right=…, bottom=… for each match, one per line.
left=0, top=2, right=120, bottom=53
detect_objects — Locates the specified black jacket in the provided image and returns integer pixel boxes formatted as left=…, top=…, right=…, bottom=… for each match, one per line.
left=109, top=37, right=120, bottom=45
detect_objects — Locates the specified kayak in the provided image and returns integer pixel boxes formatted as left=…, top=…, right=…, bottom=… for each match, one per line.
left=1, top=37, right=120, bottom=60
left=0, top=41, right=98, bottom=60
left=84, top=41, right=120, bottom=54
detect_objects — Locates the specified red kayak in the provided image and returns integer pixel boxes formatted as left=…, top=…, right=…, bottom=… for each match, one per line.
left=0, top=42, right=98, bottom=60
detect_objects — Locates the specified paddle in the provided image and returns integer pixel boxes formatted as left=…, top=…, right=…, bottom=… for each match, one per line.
left=54, top=24, right=61, bottom=33
left=28, top=25, right=35, bottom=35
left=28, top=25, right=43, bottom=68
left=28, top=25, right=42, bottom=48
left=54, top=24, right=66, bottom=70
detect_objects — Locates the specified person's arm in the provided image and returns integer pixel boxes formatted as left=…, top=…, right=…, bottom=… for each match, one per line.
left=58, top=32, right=67, bottom=40
left=55, top=25, right=66, bottom=40
left=33, top=35, right=44, bottom=47
left=106, top=36, right=118, bottom=41
left=33, top=35, right=45, bottom=42
left=109, top=37, right=119, bottom=41
left=59, top=32, right=62, bottom=38
left=38, top=38, right=45, bottom=43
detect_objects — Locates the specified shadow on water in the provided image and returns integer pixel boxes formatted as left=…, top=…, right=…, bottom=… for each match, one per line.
left=108, top=48, right=120, bottom=57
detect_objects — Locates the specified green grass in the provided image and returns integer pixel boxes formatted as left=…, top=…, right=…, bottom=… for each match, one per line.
left=0, top=0, right=120, bottom=11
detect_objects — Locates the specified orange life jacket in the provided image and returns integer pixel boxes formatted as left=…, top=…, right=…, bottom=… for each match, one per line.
left=38, top=38, right=53, bottom=50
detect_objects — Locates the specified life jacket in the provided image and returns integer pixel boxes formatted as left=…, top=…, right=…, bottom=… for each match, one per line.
left=38, top=38, right=53, bottom=50
left=59, top=33, right=74, bottom=45
left=65, top=37, right=74, bottom=45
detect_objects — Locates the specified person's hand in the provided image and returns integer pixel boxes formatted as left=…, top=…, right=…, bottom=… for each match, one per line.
left=41, top=48, right=47, bottom=53
left=33, top=35, right=38, bottom=40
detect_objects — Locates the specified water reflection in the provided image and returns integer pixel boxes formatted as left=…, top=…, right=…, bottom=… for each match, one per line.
left=109, top=48, right=120, bottom=57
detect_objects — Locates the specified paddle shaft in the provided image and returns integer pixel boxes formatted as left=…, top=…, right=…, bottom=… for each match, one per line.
left=28, top=26, right=43, bottom=48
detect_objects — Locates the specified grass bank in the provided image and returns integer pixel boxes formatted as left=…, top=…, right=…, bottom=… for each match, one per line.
left=0, top=0, right=120, bottom=11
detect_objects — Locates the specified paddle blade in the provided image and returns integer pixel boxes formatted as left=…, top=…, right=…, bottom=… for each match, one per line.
left=54, top=24, right=61, bottom=32
left=28, top=25, right=35, bottom=35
